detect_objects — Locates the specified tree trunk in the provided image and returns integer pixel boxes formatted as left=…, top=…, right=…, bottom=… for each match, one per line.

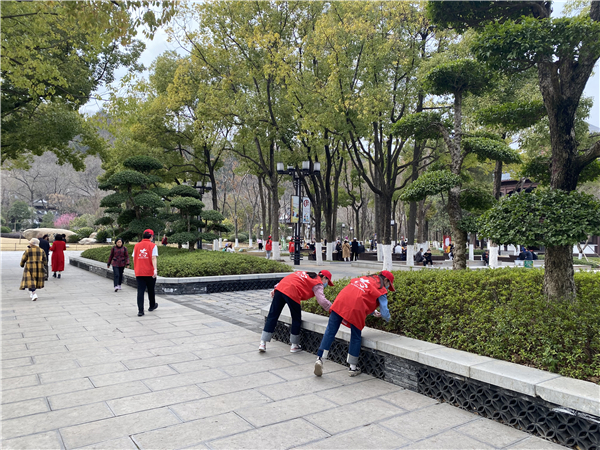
left=259, top=176, right=267, bottom=240
left=493, top=160, right=502, bottom=200
left=417, top=199, right=426, bottom=243
left=544, top=245, right=576, bottom=300
left=269, top=174, right=279, bottom=241
left=447, top=187, right=467, bottom=270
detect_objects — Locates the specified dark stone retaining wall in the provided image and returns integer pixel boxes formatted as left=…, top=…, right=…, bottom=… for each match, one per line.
left=69, top=257, right=290, bottom=295
left=271, top=321, right=600, bottom=450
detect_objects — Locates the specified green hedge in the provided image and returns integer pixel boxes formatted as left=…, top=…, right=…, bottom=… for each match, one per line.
left=81, top=245, right=290, bottom=277
left=303, top=269, right=600, bottom=383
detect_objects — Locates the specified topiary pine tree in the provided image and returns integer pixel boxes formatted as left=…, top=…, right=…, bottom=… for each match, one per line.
left=98, top=156, right=166, bottom=242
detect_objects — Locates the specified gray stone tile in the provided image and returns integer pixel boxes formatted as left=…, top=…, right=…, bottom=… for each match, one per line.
left=132, top=330, right=194, bottom=343
left=1, top=398, right=49, bottom=420
left=221, top=356, right=296, bottom=377
left=146, top=341, right=215, bottom=357
left=1, top=374, right=39, bottom=390
left=90, top=366, right=177, bottom=387
left=1, top=346, right=69, bottom=361
left=132, top=412, right=253, bottom=449
left=0, top=430, right=63, bottom=450
left=2, top=359, right=79, bottom=379
left=76, top=436, right=139, bottom=449
left=170, top=390, right=271, bottom=422
left=296, top=423, right=408, bottom=449
left=39, top=362, right=127, bottom=384
left=456, top=418, right=531, bottom=448
left=143, top=368, right=229, bottom=391
left=305, top=398, right=403, bottom=434
left=379, top=388, right=439, bottom=411
left=319, top=378, right=403, bottom=406
left=75, top=350, right=156, bottom=367
left=270, top=361, right=346, bottom=382
left=236, top=393, right=337, bottom=427
left=507, top=436, right=568, bottom=449
left=60, top=407, right=181, bottom=449
left=210, top=418, right=329, bottom=450
left=2, top=378, right=93, bottom=404
left=2, top=402, right=114, bottom=440
left=380, top=403, right=477, bottom=441
left=404, top=429, right=494, bottom=449
left=48, top=381, right=150, bottom=410
left=107, top=385, right=208, bottom=415
left=1, top=357, right=32, bottom=369
left=169, top=355, right=245, bottom=373
left=121, top=352, right=199, bottom=370
left=201, top=371, right=284, bottom=397
left=257, top=375, right=342, bottom=401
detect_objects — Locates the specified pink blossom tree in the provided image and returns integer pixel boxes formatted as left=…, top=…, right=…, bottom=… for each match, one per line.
left=54, top=213, right=77, bottom=229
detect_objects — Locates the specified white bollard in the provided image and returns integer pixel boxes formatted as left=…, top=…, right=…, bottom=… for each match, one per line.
left=406, top=245, right=414, bottom=267
left=316, top=243, right=323, bottom=266
left=248, top=238, right=253, bottom=248
left=382, top=244, right=393, bottom=271
left=272, top=242, right=281, bottom=261
left=234, top=238, right=239, bottom=248
left=377, top=243, right=383, bottom=261
left=469, top=244, right=474, bottom=261
left=213, top=239, right=218, bottom=251
left=218, top=238, right=222, bottom=249
left=489, top=244, right=499, bottom=268
left=326, top=242, right=334, bottom=261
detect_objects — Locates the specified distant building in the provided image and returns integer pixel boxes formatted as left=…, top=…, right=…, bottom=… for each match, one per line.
left=499, top=174, right=538, bottom=197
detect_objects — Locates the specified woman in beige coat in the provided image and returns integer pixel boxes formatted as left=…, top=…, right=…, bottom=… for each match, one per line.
left=342, top=240, right=352, bottom=261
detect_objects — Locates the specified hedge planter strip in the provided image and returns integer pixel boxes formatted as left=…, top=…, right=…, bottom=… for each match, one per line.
left=263, top=308, right=600, bottom=450
left=70, top=257, right=293, bottom=295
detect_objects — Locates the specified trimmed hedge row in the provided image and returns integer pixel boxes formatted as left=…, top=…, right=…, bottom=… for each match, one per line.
left=303, top=269, right=600, bottom=383
left=81, top=245, right=290, bottom=277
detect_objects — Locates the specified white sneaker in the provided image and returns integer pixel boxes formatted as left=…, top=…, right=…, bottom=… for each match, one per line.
left=258, top=341, right=266, bottom=352
left=314, top=358, right=323, bottom=377
left=31, top=292, right=38, bottom=301
left=29, top=291, right=33, bottom=299
left=290, top=344, right=302, bottom=353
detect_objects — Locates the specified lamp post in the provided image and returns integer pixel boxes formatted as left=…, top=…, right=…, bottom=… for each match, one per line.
left=194, top=181, right=213, bottom=250
left=341, top=223, right=345, bottom=239
left=390, top=220, right=397, bottom=244
left=277, top=161, right=320, bottom=265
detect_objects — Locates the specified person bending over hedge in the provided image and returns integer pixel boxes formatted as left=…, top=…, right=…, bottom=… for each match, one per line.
left=260, top=270, right=335, bottom=353
left=314, top=271, right=394, bottom=377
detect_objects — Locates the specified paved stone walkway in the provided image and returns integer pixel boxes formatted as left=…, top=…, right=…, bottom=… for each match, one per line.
left=1, top=251, right=566, bottom=449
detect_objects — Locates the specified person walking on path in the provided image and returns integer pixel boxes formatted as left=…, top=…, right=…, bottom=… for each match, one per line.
left=107, top=237, right=130, bottom=292
left=259, top=270, right=335, bottom=353
left=38, top=234, right=50, bottom=281
left=265, top=236, right=273, bottom=259
left=288, top=239, right=295, bottom=255
left=314, top=270, right=394, bottom=377
left=161, top=234, right=168, bottom=246
left=132, top=229, right=158, bottom=317
left=351, top=238, right=359, bottom=261
left=342, top=240, right=351, bottom=262
left=20, top=238, right=47, bottom=301
left=49, top=234, right=66, bottom=278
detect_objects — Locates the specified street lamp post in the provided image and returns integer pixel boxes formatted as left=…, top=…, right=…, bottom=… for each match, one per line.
left=194, top=181, right=213, bottom=250
left=277, top=161, right=320, bottom=266
left=390, top=220, right=397, bottom=244
left=341, top=223, right=345, bottom=239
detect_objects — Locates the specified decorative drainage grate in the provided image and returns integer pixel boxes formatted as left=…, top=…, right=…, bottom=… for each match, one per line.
left=269, top=319, right=600, bottom=450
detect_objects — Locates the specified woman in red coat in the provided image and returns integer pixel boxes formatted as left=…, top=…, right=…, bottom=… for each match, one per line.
left=50, top=234, right=67, bottom=278
left=259, top=270, right=335, bottom=353
left=314, top=270, right=394, bottom=377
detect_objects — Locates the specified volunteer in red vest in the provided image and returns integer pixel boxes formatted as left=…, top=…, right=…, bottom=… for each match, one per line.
left=265, top=236, right=273, bottom=259
left=314, top=270, right=394, bottom=377
left=259, top=270, right=335, bottom=353
left=132, top=229, right=159, bottom=317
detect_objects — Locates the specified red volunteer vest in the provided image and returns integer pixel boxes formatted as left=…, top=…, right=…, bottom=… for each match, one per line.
left=265, top=239, right=272, bottom=251
left=133, top=239, right=156, bottom=276
left=275, top=271, right=322, bottom=304
left=330, top=275, right=388, bottom=330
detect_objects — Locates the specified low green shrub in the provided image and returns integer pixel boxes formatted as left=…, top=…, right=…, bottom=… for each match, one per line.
left=81, top=245, right=290, bottom=277
left=95, top=230, right=109, bottom=243
left=75, top=227, right=94, bottom=239
left=1, top=226, right=11, bottom=233
left=67, top=234, right=80, bottom=243
left=303, top=268, right=600, bottom=383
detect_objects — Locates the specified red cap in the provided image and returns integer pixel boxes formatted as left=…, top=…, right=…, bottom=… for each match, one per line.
left=268, top=236, right=271, bottom=238
left=319, top=270, right=334, bottom=286
left=380, top=270, right=395, bottom=291
left=143, top=229, right=154, bottom=236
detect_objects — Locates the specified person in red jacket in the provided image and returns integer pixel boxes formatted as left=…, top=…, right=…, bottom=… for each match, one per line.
left=314, top=270, right=394, bottom=377
left=265, top=236, right=273, bottom=259
left=288, top=239, right=295, bottom=254
left=49, top=234, right=67, bottom=278
left=259, top=270, right=335, bottom=353
left=132, top=229, right=159, bottom=317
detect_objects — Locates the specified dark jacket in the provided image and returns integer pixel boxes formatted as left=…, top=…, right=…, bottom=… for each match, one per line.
left=108, top=246, right=130, bottom=268
left=39, top=239, right=50, bottom=257
left=351, top=241, right=359, bottom=253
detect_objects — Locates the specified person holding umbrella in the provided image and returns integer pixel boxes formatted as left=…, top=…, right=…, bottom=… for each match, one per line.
left=314, top=270, right=394, bottom=377
left=259, top=270, right=335, bottom=353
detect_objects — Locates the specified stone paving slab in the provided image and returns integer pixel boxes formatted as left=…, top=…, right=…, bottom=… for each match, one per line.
left=1, top=251, right=567, bottom=449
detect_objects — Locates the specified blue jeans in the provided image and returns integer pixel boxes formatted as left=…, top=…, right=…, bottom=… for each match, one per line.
left=317, top=311, right=362, bottom=365
left=261, top=290, right=302, bottom=344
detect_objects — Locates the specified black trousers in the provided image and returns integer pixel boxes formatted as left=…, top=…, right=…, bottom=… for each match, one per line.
left=113, top=266, right=125, bottom=287
left=351, top=251, right=359, bottom=261
left=136, top=276, right=156, bottom=313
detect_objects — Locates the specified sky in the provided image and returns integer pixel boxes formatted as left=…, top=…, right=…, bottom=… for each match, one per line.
left=80, top=3, right=600, bottom=128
